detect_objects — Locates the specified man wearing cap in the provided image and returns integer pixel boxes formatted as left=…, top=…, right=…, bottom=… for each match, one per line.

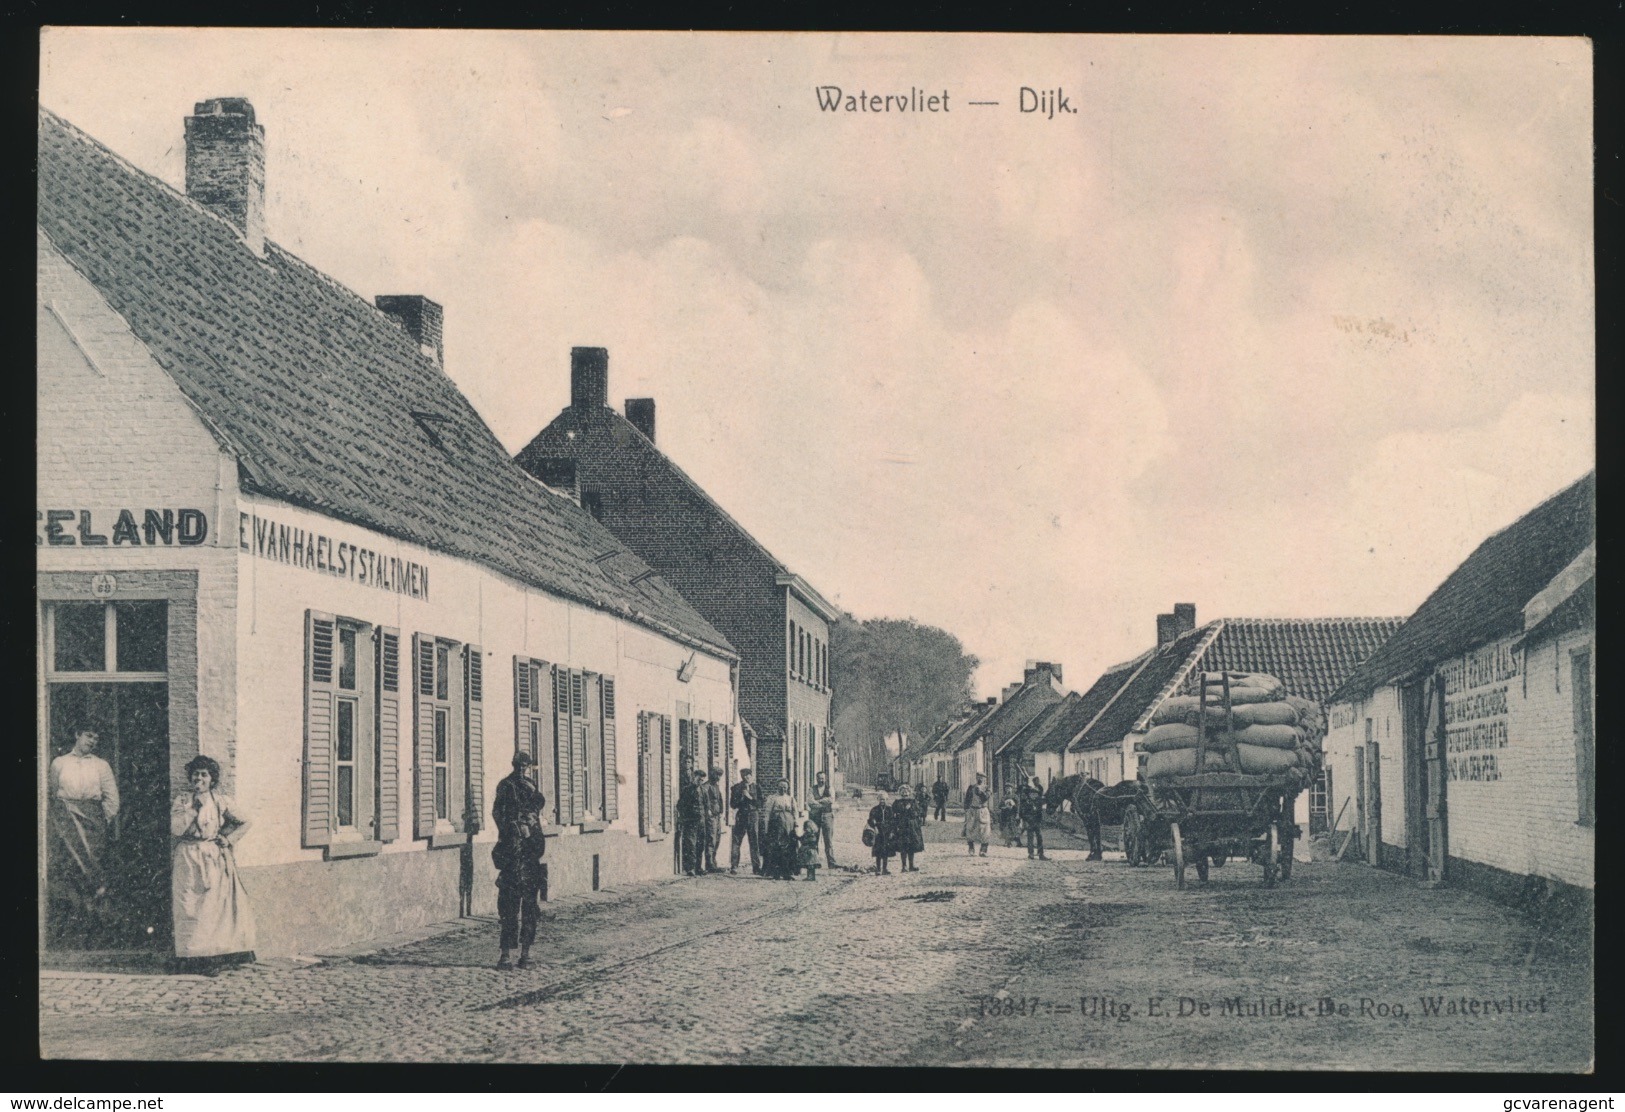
left=677, top=768, right=708, bottom=876
left=808, top=770, right=839, bottom=868
left=728, top=767, right=761, bottom=875
left=702, top=769, right=726, bottom=873
left=492, top=750, right=546, bottom=970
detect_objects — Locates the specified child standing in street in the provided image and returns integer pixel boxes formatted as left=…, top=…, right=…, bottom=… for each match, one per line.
left=798, top=820, right=823, bottom=880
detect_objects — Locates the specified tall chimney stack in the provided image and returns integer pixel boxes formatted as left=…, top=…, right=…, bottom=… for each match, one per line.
left=1173, top=603, right=1197, bottom=635
left=571, top=347, right=609, bottom=410
left=1156, top=613, right=1179, bottom=648
left=184, top=98, right=265, bottom=256
left=625, top=398, right=656, bottom=443
left=375, top=295, right=444, bottom=366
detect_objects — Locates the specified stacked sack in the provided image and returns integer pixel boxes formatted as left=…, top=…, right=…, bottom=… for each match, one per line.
left=1141, top=672, right=1324, bottom=780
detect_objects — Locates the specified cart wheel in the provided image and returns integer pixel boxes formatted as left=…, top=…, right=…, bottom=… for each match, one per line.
left=1262, top=823, right=1279, bottom=888
left=1171, top=822, right=1186, bottom=889
left=1195, top=855, right=1210, bottom=883
left=1279, top=828, right=1294, bottom=881
left=1123, top=809, right=1144, bottom=867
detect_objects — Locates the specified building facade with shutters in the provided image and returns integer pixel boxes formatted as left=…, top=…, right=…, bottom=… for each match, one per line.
left=37, top=100, right=740, bottom=959
left=514, top=351, right=842, bottom=805
left=1325, top=474, right=1594, bottom=901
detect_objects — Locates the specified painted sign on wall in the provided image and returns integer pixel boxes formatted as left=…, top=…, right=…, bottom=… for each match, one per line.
left=239, top=512, right=430, bottom=601
left=1439, top=641, right=1518, bottom=783
left=37, top=508, right=208, bottom=546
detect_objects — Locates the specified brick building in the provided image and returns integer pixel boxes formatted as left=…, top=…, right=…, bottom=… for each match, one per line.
left=951, top=663, right=1066, bottom=800
left=1325, top=473, right=1594, bottom=902
left=514, top=352, right=841, bottom=804
left=37, top=100, right=741, bottom=958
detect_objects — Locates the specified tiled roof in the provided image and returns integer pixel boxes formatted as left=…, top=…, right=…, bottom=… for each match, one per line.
left=1072, top=624, right=1214, bottom=751
left=36, top=108, right=734, bottom=658
left=1330, top=472, right=1595, bottom=703
left=996, top=694, right=1077, bottom=759
left=1513, top=576, right=1594, bottom=651
left=953, top=680, right=1063, bottom=753
left=517, top=404, right=833, bottom=609
left=1183, top=617, right=1405, bottom=705
left=1040, top=655, right=1146, bottom=754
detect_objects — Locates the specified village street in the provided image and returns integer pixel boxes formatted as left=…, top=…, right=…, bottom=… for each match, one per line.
left=40, top=805, right=1591, bottom=1071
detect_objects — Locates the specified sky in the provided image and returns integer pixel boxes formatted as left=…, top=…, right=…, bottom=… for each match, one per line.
left=39, top=31, right=1595, bottom=697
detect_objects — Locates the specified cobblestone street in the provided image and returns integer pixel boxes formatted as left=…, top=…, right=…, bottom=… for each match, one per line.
left=40, top=807, right=1592, bottom=1070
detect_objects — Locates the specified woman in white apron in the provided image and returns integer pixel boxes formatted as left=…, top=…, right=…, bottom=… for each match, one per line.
left=170, top=755, right=256, bottom=974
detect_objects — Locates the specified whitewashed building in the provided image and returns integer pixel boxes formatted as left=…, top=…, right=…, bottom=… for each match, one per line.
left=1325, top=473, right=1594, bottom=903
left=38, top=100, right=741, bottom=958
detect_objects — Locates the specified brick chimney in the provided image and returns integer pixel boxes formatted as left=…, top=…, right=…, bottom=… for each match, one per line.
left=375, top=295, right=444, bottom=366
left=1024, top=661, right=1063, bottom=686
left=571, top=347, right=609, bottom=410
left=1173, top=603, right=1197, bottom=635
left=625, top=398, right=656, bottom=442
left=184, top=98, right=265, bottom=256
left=1156, top=613, right=1179, bottom=647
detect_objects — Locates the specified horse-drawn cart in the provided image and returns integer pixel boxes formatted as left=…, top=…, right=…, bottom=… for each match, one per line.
left=1128, top=672, right=1315, bottom=889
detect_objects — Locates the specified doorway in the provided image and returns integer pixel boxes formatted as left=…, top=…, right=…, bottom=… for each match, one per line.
left=42, top=599, right=172, bottom=952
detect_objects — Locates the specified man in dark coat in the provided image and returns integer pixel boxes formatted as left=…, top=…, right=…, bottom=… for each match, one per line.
left=931, top=776, right=950, bottom=821
left=702, top=768, right=726, bottom=873
left=729, top=767, right=761, bottom=875
left=677, top=769, right=707, bottom=876
left=1020, top=776, right=1048, bottom=860
left=492, top=751, right=547, bottom=970
left=1080, top=776, right=1105, bottom=860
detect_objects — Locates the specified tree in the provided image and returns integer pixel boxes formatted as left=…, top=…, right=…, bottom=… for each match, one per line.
left=831, top=616, right=978, bottom=785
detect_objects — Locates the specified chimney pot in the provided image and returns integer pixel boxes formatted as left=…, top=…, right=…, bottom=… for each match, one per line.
left=625, top=398, right=656, bottom=443
left=185, top=97, right=266, bottom=256
left=571, top=347, right=609, bottom=410
left=1156, top=613, right=1179, bottom=648
left=375, top=295, right=444, bottom=366
left=1173, top=603, right=1197, bottom=634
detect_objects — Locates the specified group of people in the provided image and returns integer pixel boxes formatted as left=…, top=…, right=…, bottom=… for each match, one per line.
left=957, top=772, right=1049, bottom=859
left=48, top=727, right=257, bottom=975
left=700, top=766, right=839, bottom=881
left=862, top=785, right=927, bottom=873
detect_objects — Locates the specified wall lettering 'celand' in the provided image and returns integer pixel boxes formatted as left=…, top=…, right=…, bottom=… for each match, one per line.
left=37, top=508, right=208, bottom=547
left=1439, top=641, right=1519, bottom=783
left=239, top=512, right=429, bottom=601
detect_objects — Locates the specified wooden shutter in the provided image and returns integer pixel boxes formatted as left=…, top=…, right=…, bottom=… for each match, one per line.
left=513, top=655, right=532, bottom=776
left=534, top=662, right=556, bottom=823
left=413, top=633, right=438, bottom=839
left=302, top=611, right=338, bottom=847
left=376, top=626, right=401, bottom=842
left=464, top=644, right=484, bottom=835
left=601, top=677, right=619, bottom=822
left=582, top=673, right=601, bottom=818
left=637, top=712, right=654, bottom=837
left=553, top=666, right=574, bottom=825
left=659, top=714, right=674, bottom=833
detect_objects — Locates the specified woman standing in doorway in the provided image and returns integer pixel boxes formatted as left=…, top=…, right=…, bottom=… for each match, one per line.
left=169, top=755, right=256, bottom=974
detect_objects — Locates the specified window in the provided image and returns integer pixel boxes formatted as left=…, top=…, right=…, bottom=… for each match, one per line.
left=413, top=634, right=484, bottom=843
left=1573, top=649, right=1593, bottom=825
left=582, top=491, right=604, bottom=521
left=788, top=622, right=798, bottom=677
left=303, top=611, right=400, bottom=853
left=513, top=658, right=619, bottom=828
left=50, top=600, right=167, bottom=675
left=637, top=711, right=674, bottom=838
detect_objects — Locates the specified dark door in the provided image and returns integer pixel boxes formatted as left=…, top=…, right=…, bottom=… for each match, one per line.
left=46, top=682, right=171, bottom=950
left=1401, top=682, right=1430, bottom=878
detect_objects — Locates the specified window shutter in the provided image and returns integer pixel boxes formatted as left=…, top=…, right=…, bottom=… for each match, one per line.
left=513, top=654, right=532, bottom=791
left=373, top=627, right=401, bottom=842
left=413, top=633, right=438, bottom=839
left=659, top=714, right=674, bottom=834
left=637, top=712, right=653, bottom=837
left=582, top=673, right=601, bottom=819
left=464, top=644, right=484, bottom=835
left=303, top=611, right=338, bottom=847
left=553, top=666, right=574, bottom=825
left=533, top=662, right=556, bottom=822
left=601, top=677, right=619, bottom=822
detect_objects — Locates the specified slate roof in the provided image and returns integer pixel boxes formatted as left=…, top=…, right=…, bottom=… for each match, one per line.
left=1037, top=655, right=1146, bottom=754
left=516, top=405, right=836, bottom=616
left=1180, top=618, right=1404, bottom=705
left=37, top=107, right=734, bottom=658
left=1072, top=624, right=1215, bottom=751
left=953, top=679, right=1063, bottom=754
left=1330, top=472, right=1595, bottom=704
left=995, top=694, right=1078, bottom=760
